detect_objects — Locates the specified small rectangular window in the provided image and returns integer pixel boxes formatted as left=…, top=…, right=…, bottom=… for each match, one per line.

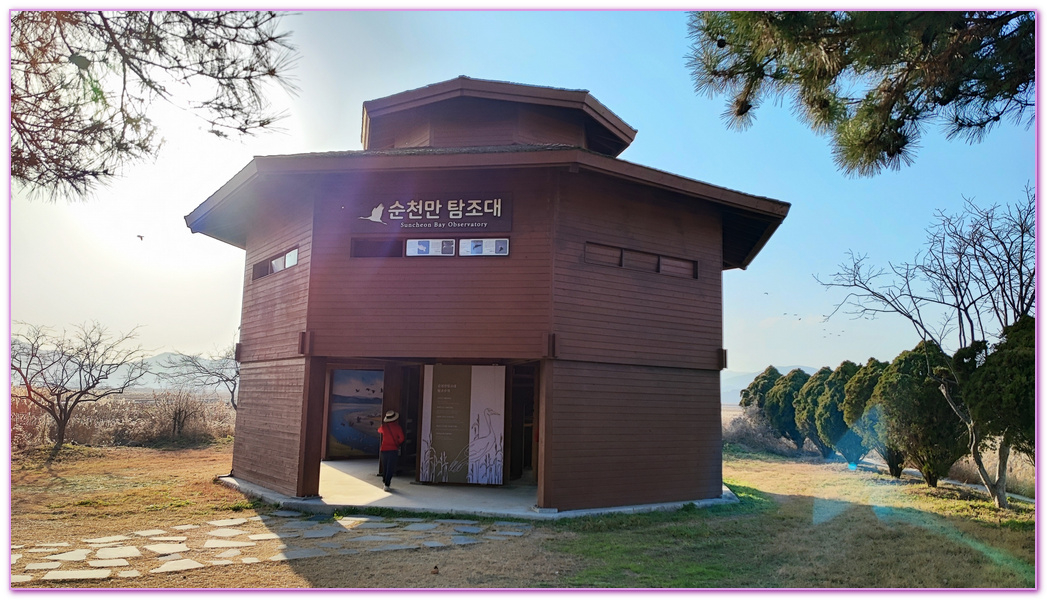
left=352, top=238, right=404, bottom=258
left=584, top=242, right=622, bottom=267
left=659, top=256, right=697, bottom=278
left=253, top=247, right=300, bottom=281
left=622, top=249, right=658, bottom=273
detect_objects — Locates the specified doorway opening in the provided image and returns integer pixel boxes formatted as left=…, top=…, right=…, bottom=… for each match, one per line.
left=508, top=362, right=538, bottom=483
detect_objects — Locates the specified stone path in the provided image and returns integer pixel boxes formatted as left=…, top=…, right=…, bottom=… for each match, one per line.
left=10, top=512, right=534, bottom=585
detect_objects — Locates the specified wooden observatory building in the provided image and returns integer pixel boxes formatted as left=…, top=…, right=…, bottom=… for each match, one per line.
left=185, top=76, right=789, bottom=512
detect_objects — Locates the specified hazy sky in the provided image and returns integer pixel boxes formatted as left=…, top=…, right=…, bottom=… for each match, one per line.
left=8, top=10, right=1037, bottom=373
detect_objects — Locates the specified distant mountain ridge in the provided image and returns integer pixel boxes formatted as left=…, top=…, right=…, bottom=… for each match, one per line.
left=108, top=353, right=231, bottom=390
left=721, top=365, right=818, bottom=405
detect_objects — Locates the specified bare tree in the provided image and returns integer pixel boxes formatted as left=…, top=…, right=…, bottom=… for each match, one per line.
left=820, top=186, right=1035, bottom=508
left=152, top=388, right=204, bottom=439
left=10, top=322, right=148, bottom=459
left=160, top=347, right=240, bottom=410
left=11, top=10, right=297, bottom=198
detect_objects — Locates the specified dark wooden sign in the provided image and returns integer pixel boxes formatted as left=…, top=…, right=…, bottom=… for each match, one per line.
left=353, top=195, right=512, bottom=234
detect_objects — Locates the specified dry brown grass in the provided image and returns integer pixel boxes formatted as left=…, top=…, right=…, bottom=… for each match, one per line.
left=950, top=450, right=1035, bottom=499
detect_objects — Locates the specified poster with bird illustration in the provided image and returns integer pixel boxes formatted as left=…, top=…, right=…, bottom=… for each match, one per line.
left=419, top=365, right=505, bottom=485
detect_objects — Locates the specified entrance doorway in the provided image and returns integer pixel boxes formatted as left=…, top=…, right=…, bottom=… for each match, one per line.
left=508, top=362, right=538, bottom=483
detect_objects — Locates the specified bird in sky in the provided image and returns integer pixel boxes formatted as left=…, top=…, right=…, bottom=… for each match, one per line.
left=360, top=204, right=386, bottom=224
left=137, top=235, right=144, bottom=241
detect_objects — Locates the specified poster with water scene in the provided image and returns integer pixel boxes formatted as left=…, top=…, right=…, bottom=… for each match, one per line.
left=326, top=369, right=384, bottom=458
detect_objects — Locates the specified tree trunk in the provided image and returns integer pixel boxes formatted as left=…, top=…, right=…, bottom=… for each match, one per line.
left=941, top=385, right=1006, bottom=508
left=49, top=419, right=67, bottom=460
left=993, top=433, right=1012, bottom=509
left=883, top=446, right=905, bottom=478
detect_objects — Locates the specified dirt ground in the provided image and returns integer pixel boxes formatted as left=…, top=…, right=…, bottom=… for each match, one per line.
left=10, top=442, right=583, bottom=589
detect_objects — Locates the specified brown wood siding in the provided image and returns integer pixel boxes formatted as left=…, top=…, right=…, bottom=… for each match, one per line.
left=516, top=105, right=585, bottom=147
left=239, top=197, right=313, bottom=363
left=552, top=171, right=723, bottom=370
left=230, top=358, right=307, bottom=497
left=538, top=360, right=722, bottom=511
left=430, top=99, right=519, bottom=148
left=306, top=170, right=553, bottom=359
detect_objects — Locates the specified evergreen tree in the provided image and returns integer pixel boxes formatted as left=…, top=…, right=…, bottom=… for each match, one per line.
left=815, top=360, right=864, bottom=465
left=874, top=341, right=968, bottom=487
left=764, top=368, right=809, bottom=450
left=954, top=315, right=1035, bottom=501
left=11, top=11, right=297, bottom=198
left=794, top=367, right=834, bottom=458
left=739, top=365, right=782, bottom=408
left=844, top=357, right=904, bottom=477
left=687, top=11, right=1035, bottom=176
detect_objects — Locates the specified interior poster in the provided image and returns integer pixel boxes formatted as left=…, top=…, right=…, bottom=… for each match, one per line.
left=326, top=369, right=384, bottom=458
left=419, top=365, right=505, bottom=485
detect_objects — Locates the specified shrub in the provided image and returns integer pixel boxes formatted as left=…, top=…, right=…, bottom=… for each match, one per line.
left=722, top=406, right=799, bottom=457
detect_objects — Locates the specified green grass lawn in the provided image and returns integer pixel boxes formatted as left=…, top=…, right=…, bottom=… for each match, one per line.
left=548, top=445, right=1035, bottom=588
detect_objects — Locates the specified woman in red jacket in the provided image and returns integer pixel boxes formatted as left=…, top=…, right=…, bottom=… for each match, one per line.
left=377, top=410, right=405, bottom=491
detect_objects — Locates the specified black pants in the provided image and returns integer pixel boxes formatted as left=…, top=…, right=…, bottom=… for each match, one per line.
left=380, top=450, right=399, bottom=486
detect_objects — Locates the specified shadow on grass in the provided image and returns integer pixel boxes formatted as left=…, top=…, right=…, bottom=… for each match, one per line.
left=546, top=481, right=1035, bottom=589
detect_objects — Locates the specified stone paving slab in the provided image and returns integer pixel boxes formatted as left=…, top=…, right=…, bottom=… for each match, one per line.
left=271, top=510, right=303, bottom=518
left=11, top=554, right=21, bottom=565
left=454, top=526, right=484, bottom=534
left=144, top=543, right=190, bottom=555
left=157, top=554, right=184, bottom=562
left=492, top=530, right=525, bottom=536
left=422, top=541, right=447, bottom=548
left=12, top=575, right=32, bottom=583
left=134, top=529, right=167, bottom=537
left=88, top=542, right=124, bottom=548
left=42, top=569, right=112, bottom=581
left=150, top=559, right=206, bottom=574
left=117, top=570, right=141, bottom=578
left=303, top=526, right=343, bottom=538
left=208, top=528, right=249, bottom=538
left=89, top=559, right=130, bottom=567
left=435, top=519, right=478, bottom=525
left=451, top=536, right=480, bottom=545
left=242, top=557, right=261, bottom=564
left=280, top=521, right=319, bottom=530
left=216, top=549, right=242, bottom=558
left=368, top=544, right=419, bottom=552
left=268, top=548, right=327, bottom=561
left=203, top=539, right=256, bottom=549
left=208, top=518, right=248, bottom=527
left=394, top=517, right=426, bottom=522
left=11, top=545, right=25, bottom=550
left=248, top=532, right=299, bottom=541
left=25, top=562, right=63, bottom=570
left=84, top=535, right=130, bottom=544
left=353, top=522, right=397, bottom=529
left=484, top=535, right=509, bottom=541
left=95, top=546, right=141, bottom=559
left=44, top=549, right=91, bottom=561
left=340, top=515, right=385, bottom=522
left=172, top=524, right=201, bottom=531
left=346, top=536, right=401, bottom=543
left=334, top=549, right=360, bottom=556
left=248, top=515, right=270, bottom=521
left=403, top=523, right=439, bottom=531
left=150, top=536, right=188, bottom=542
